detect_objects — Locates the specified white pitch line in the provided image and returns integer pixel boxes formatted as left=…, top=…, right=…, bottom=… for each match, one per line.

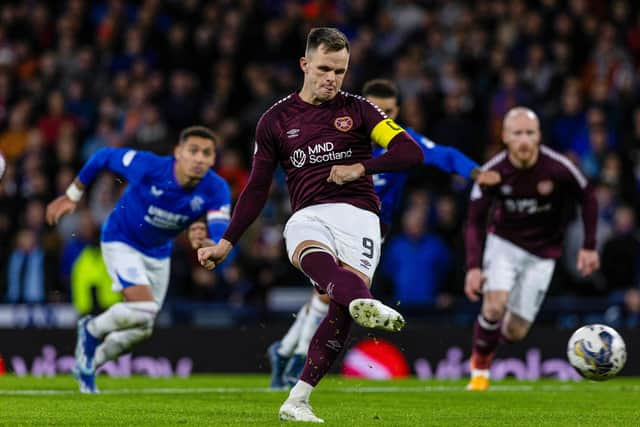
left=1, top=384, right=639, bottom=396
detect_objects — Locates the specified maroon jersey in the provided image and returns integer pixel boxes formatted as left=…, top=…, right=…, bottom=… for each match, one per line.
left=222, top=91, right=422, bottom=244
left=465, top=145, right=597, bottom=269
left=254, top=91, right=388, bottom=213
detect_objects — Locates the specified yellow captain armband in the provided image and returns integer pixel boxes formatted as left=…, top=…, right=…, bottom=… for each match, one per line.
left=370, top=118, right=406, bottom=148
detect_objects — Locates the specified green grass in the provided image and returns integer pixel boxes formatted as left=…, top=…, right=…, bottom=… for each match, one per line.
left=0, top=374, right=638, bottom=426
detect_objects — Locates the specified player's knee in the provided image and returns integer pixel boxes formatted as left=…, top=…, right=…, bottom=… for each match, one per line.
left=502, top=323, right=529, bottom=342
left=317, top=292, right=331, bottom=305
left=112, top=301, right=159, bottom=329
left=481, top=304, right=505, bottom=322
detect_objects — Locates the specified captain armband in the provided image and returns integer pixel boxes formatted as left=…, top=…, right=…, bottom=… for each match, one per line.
left=370, top=118, right=406, bottom=149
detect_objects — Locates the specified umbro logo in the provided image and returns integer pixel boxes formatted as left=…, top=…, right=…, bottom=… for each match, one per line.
left=150, top=185, right=164, bottom=197
left=326, top=339, right=342, bottom=352
left=326, top=282, right=335, bottom=298
left=286, top=128, right=300, bottom=138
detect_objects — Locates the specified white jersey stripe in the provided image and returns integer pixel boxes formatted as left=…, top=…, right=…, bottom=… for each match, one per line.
left=471, top=150, right=507, bottom=200
left=540, top=146, right=587, bottom=188
left=480, top=150, right=507, bottom=171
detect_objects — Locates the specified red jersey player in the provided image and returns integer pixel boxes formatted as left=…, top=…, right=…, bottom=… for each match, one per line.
left=465, top=107, right=599, bottom=391
left=197, top=28, right=423, bottom=422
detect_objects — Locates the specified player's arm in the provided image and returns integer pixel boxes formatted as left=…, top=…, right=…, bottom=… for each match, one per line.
left=409, top=130, right=501, bottom=186
left=464, top=182, right=494, bottom=302
left=328, top=117, right=423, bottom=184
left=188, top=182, right=232, bottom=250
left=206, top=179, right=232, bottom=243
left=198, top=119, right=277, bottom=269
left=46, top=148, right=149, bottom=225
left=565, top=164, right=599, bottom=276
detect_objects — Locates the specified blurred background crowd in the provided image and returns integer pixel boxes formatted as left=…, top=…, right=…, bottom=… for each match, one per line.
left=0, top=0, right=639, bottom=328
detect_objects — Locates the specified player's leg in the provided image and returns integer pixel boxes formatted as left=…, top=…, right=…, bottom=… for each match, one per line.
left=279, top=298, right=349, bottom=423
left=268, top=302, right=309, bottom=389
left=467, top=234, right=518, bottom=391
left=501, top=256, right=555, bottom=343
left=93, top=251, right=170, bottom=368
left=292, top=240, right=373, bottom=305
left=282, top=292, right=330, bottom=387
left=74, top=242, right=161, bottom=393
left=501, top=311, right=532, bottom=342
left=279, top=205, right=402, bottom=421
left=467, top=290, right=508, bottom=391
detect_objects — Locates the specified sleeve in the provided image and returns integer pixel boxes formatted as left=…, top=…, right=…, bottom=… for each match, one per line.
left=407, top=130, right=477, bottom=178
left=559, top=161, right=597, bottom=250
left=221, top=117, right=278, bottom=244
left=464, top=182, right=494, bottom=270
left=357, top=99, right=423, bottom=173
left=206, top=179, right=232, bottom=243
left=77, top=148, right=152, bottom=185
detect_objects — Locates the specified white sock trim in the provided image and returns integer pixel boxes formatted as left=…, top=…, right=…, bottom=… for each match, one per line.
left=471, top=369, right=490, bottom=378
left=477, top=314, right=500, bottom=330
left=309, top=294, right=329, bottom=315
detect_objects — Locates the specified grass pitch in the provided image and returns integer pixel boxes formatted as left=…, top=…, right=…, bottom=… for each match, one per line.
left=0, top=374, right=638, bottom=426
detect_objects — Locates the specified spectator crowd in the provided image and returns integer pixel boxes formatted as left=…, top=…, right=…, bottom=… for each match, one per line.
left=0, top=0, right=638, bottom=325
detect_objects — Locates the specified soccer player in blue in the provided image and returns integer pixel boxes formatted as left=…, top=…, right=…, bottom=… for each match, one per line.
left=46, top=126, right=231, bottom=393
left=268, top=79, right=500, bottom=389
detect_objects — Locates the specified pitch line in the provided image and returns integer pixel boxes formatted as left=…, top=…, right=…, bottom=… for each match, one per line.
left=1, top=384, right=638, bottom=396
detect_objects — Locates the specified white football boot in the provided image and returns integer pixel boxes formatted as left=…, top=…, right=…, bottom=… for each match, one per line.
left=348, top=298, right=405, bottom=332
left=279, top=399, right=324, bottom=423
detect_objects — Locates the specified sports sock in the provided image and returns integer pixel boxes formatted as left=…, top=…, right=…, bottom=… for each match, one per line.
left=288, top=380, right=314, bottom=403
left=278, top=304, right=308, bottom=357
left=298, top=249, right=372, bottom=307
left=300, top=300, right=352, bottom=386
left=94, top=326, right=153, bottom=367
left=471, top=314, right=501, bottom=370
left=87, top=301, right=158, bottom=339
left=294, top=294, right=328, bottom=355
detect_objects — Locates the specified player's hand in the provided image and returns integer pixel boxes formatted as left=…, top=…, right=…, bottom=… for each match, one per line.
left=475, top=170, right=501, bottom=187
left=188, top=221, right=214, bottom=249
left=327, top=163, right=365, bottom=185
left=464, top=268, right=486, bottom=302
left=46, top=195, right=78, bottom=225
left=197, top=239, right=233, bottom=270
left=576, top=249, right=599, bottom=276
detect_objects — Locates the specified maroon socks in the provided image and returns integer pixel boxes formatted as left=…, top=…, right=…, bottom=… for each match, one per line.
left=298, top=249, right=373, bottom=306
left=471, top=315, right=501, bottom=370
left=300, top=300, right=352, bottom=386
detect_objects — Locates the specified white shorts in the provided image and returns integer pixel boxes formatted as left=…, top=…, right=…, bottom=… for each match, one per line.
left=482, top=234, right=556, bottom=322
left=283, top=203, right=381, bottom=281
left=101, top=241, right=171, bottom=306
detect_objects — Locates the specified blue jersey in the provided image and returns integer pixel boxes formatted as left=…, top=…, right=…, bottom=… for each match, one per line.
left=373, top=127, right=477, bottom=227
left=77, top=148, right=231, bottom=259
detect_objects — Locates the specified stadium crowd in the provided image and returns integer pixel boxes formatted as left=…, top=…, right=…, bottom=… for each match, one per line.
left=0, top=0, right=639, bottom=326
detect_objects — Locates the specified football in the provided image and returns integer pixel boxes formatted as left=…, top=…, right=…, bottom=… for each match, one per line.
left=567, top=324, right=627, bottom=381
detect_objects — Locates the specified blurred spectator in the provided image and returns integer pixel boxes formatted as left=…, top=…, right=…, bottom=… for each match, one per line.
left=601, top=205, right=640, bottom=291
left=66, top=210, right=120, bottom=314
left=217, top=148, right=249, bottom=201
left=0, top=100, right=31, bottom=164
left=37, top=90, right=77, bottom=147
left=6, top=228, right=45, bottom=304
left=0, top=0, right=638, bottom=320
left=381, top=200, right=452, bottom=308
